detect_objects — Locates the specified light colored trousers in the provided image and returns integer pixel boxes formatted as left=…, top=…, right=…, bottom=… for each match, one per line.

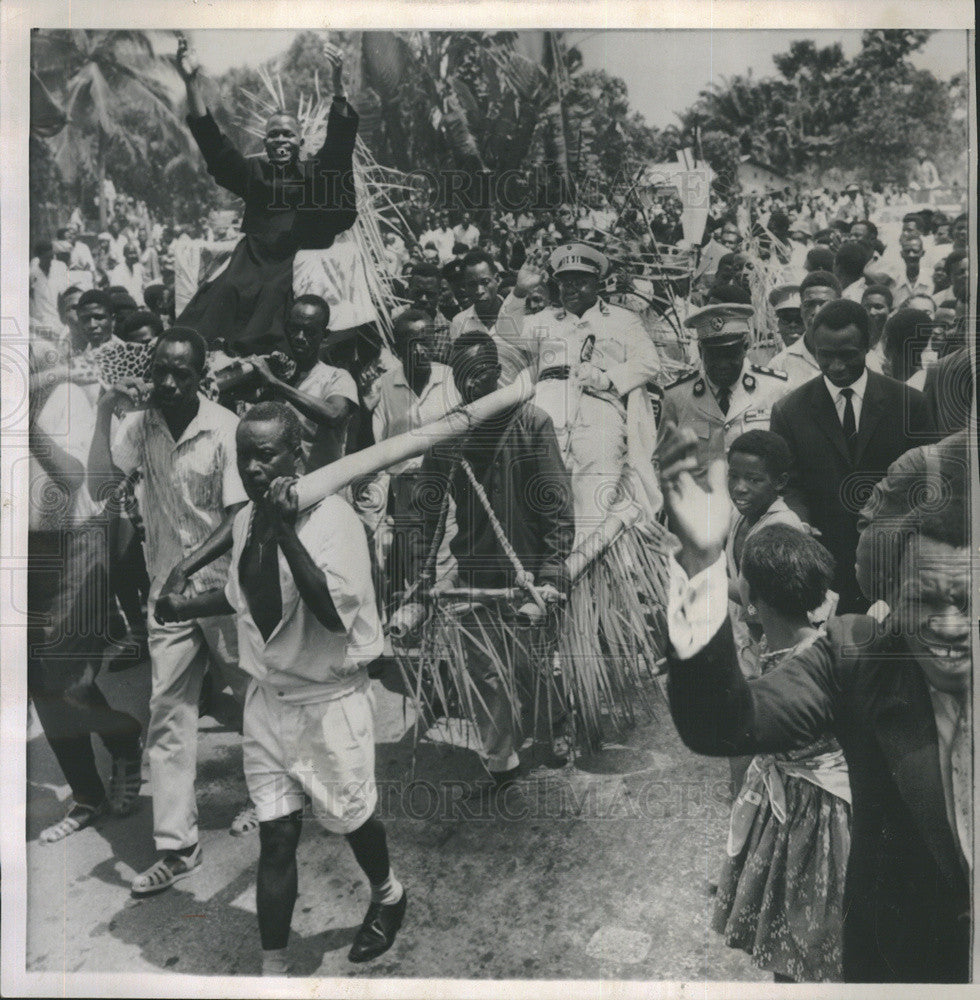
left=147, top=603, right=249, bottom=851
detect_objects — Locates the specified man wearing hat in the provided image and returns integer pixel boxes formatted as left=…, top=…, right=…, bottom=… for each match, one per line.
left=499, top=242, right=663, bottom=540
left=659, top=303, right=788, bottom=476
left=769, top=270, right=843, bottom=393
left=769, top=284, right=804, bottom=350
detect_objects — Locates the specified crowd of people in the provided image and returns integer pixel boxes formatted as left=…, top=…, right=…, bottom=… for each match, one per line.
left=25, top=37, right=974, bottom=984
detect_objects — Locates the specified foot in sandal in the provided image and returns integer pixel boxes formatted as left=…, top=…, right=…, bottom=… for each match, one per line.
left=229, top=802, right=259, bottom=837
left=131, top=844, right=202, bottom=896
left=39, top=800, right=106, bottom=844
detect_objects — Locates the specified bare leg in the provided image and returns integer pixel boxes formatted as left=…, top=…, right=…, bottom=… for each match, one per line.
left=256, top=811, right=303, bottom=951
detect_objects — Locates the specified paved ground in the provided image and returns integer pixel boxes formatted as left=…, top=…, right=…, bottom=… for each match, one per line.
left=25, top=657, right=760, bottom=983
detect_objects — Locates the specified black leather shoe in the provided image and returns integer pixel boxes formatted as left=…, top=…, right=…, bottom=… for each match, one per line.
left=348, top=890, right=407, bottom=963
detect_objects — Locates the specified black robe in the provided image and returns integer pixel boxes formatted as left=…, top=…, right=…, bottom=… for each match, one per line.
left=177, top=98, right=359, bottom=352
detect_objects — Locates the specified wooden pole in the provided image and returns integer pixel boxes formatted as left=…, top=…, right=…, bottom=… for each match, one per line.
left=294, top=369, right=536, bottom=510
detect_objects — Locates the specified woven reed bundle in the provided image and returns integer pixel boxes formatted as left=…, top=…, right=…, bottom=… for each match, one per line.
left=390, top=512, right=672, bottom=767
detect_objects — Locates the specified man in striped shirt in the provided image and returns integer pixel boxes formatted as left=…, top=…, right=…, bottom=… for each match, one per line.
left=88, top=326, right=254, bottom=895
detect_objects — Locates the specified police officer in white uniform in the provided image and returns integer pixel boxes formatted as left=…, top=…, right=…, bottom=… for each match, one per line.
left=660, top=303, right=788, bottom=475
left=769, top=270, right=842, bottom=392
left=496, top=243, right=663, bottom=541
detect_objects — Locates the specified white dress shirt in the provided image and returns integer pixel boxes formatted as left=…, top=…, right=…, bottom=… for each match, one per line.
left=824, top=367, right=868, bottom=430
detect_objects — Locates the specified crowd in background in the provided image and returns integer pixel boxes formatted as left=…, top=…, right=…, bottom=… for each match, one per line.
left=26, top=154, right=974, bottom=983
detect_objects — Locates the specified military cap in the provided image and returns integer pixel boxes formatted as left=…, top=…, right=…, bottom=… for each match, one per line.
left=844, top=182, right=861, bottom=194
left=683, top=302, right=754, bottom=344
left=549, top=242, right=610, bottom=278
left=768, top=284, right=801, bottom=312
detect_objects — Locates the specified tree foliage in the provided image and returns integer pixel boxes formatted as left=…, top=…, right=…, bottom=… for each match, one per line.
left=31, top=27, right=967, bottom=236
left=32, top=29, right=185, bottom=227
left=676, top=29, right=966, bottom=190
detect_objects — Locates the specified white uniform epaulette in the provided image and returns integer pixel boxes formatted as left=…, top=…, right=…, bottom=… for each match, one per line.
left=750, top=363, right=789, bottom=381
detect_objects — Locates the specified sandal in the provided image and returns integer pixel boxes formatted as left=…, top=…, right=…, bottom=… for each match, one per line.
left=131, top=845, right=202, bottom=896
left=108, top=753, right=144, bottom=816
left=229, top=802, right=259, bottom=837
left=39, top=800, right=106, bottom=844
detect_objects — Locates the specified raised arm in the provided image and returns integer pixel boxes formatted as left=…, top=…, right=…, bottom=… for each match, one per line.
left=495, top=247, right=549, bottom=351
left=266, top=477, right=344, bottom=632
left=87, top=385, right=141, bottom=502
left=308, top=41, right=359, bottom=241
left=656, top=422, right=839, bottom=757
left=249, top=357, right=355, bottom=428
left=176, top=33, right=207, bottom=118
left=29, top=373, right=86, bottom=496
left=177, top=32, right=248, bottom=199
left=315, top=42, right=359, bottom=158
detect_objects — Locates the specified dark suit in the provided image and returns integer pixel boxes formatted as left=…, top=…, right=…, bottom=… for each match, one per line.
left=770, top=371, right=931, bottom=613
left=178, top=99, right=358, bottom=350
left=187, top=99, right=358, bottom=254
left=667, top=615, right=970, bottom=983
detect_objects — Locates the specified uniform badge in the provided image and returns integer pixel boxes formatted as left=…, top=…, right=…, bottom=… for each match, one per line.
left=693, top=377, right=706, bottom=397
left=710, top=315, right=726, bottom=332
left=742, top=373, right=756, bottom=392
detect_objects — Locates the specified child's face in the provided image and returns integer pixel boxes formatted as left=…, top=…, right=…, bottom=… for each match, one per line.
left=727, top=451, right=782, bottom=521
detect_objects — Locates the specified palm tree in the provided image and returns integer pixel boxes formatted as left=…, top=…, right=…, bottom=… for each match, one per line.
left=33, top=30, right=184, bottom=228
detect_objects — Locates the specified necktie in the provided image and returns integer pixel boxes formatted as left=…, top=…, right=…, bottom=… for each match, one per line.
left=951, top=698, right=973, bottom=870
left=716, top=385, right=731, bottom=415
left=240, top=516, right=283, bottom=643
left=840, top=386, right=857, bottom=455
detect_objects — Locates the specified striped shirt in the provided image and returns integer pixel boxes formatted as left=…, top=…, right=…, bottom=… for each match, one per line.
left=111, top=395, right=246, bottom=597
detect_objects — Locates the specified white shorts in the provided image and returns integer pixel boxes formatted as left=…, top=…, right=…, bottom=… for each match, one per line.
left=243, top=680, right=378, bottom=834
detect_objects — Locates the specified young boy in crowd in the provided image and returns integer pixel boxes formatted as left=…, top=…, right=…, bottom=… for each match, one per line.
left=723, top=430, right=811, bottom=795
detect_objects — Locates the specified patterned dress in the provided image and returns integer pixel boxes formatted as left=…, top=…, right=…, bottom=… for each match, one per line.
left=712, top=633, right=852, bottom=981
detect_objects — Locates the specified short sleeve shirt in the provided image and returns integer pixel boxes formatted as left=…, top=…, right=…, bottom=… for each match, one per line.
left=111, top=395, right=246, bottom=595
left=224, top=494, right=384, bottom=701
left=293, top=361, right=359, bottom=468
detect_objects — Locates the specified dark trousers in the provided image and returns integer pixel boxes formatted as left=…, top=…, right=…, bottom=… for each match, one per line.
left=383, top=473, right=427, bottom=613
left=111, top=514, right=150, bottom=640
left=29, top=528, right=142, bottom=805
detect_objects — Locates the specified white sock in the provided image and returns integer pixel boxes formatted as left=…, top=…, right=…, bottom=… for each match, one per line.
left=261, top=947, right=289, bottom=976
left=370, top=870, right=404, bottom=905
